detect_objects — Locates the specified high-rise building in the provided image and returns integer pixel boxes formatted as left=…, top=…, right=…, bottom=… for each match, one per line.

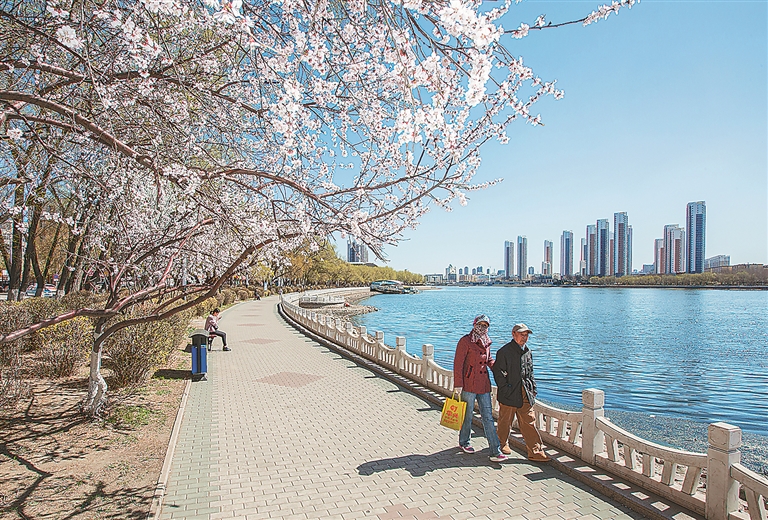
left=664, top=224, right=686, bottom=274
left=580, top=237, right=587, bottom=276
left=560, top=231, right=573, bottom=278
left=542, top=240, right=553, bottom=276
left=504, top=241, right=514, bottom=279
left=609, top=238, right=614, bottom=276
left=613, top=212, right=632, bottom=277
left=654, top=238, right=665, bottom=275
left=586, top=225, right=597, bottom=276
left=517, top=236, right=528, bottom=279
left=347, top=238, right=368, bottom=263
left=686, top=201, right=706, bottom=273
left=445, top=264, right=457, bottom=283
left=704, top=254, right=730, bottom=270
left=596, top=219, right=610, bottom=276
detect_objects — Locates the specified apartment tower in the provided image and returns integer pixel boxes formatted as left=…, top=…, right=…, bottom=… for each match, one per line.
left=504, top=241, right=514, bottom=279
left=686, top=201, right=706, bottom=273
left=542, top=240, right=553, bottom=276
left=517, top=236, right=528, bottom=279
left=613, top=212, right=632, bottom=277
left=561, top=230, right=574, bottom=278
left=664, top=224, right=686, bottom=274
left=596, top=219, right=610, bottom=276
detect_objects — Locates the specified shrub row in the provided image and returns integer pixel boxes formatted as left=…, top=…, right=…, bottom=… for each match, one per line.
left=0, top=287, right=257, bottom=401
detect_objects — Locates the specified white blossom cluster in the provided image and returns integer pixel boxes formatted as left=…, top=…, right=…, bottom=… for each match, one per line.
left=0, top=0, right=627, bottom=300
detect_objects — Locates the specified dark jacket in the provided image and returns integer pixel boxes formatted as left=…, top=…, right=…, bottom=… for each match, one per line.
left=453, top=335, right=494, bottom=394
left=491, top=340, right=537, bottom=407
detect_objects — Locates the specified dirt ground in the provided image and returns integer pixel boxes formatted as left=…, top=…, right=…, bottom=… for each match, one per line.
left=0, top=347, right=190, bottom=519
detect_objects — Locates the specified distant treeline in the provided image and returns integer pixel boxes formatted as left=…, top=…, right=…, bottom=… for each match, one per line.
left=588, top=270, right=767, bottom=286
left=279, top=241, right=423, bottom=287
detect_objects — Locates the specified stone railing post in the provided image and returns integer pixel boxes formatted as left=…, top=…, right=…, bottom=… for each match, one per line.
left=706, top=422, right=741, bottom=520
left=359, top=326, right=367, bottom=338
left=395, top=336, right=406, bottom=371
left=345, top=322, right=353, bottom=347
left=375, top=331, right=384, bottom=360
left=581, top=388, right=605, bottom=464
left=422, top=344, right=434, bottom=385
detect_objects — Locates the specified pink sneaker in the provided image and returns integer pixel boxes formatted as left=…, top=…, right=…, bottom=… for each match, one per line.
left=460, top=445, right=475, bottom=454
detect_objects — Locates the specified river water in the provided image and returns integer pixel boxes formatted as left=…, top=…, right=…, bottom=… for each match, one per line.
left=353, top=286, right=768, bottom=439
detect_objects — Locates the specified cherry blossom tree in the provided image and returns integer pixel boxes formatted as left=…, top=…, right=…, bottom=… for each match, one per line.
left=1, top=0, right=637, bottom=414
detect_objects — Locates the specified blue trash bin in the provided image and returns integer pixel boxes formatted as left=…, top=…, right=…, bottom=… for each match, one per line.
left=190, top=330, right=208, bottom=378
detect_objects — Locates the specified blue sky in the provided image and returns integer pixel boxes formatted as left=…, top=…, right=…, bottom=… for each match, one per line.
left=343, top=0, right=768, bottom=274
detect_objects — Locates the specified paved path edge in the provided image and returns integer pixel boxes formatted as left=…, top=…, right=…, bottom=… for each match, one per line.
left=278, top=302, right=704, bottom=520
left=147, top=377, right=192, bottom=520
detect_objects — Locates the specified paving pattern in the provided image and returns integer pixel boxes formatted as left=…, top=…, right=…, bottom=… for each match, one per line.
left=158, top=297, right=647, bottom=519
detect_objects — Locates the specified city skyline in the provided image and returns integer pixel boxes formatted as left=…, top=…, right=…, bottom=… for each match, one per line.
left=340, top=1, right=766, bottom=275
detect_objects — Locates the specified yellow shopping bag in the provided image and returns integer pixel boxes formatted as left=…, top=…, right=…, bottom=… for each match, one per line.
left=440, top=391, right=466, bottom=430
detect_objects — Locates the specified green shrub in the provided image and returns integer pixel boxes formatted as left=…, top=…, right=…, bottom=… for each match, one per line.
left=103, top=306, right=193, bottom=388
left=221, top=289, right=236, bottom=306
left=18, top=298, right=65, bottom=351
left=60, top=290, right=104, bottom=311
left=0, top=302, right=32, bottom=407
left=194, top=296, right=219, bottom=317
left=36, top=317, right=93, bottom=378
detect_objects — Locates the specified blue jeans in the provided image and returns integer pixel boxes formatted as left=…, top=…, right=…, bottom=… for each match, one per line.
left=459, top=391, right=502, bottom=456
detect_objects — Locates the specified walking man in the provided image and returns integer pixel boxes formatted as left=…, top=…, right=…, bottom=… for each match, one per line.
left=491, top=323, right=549, bottom=462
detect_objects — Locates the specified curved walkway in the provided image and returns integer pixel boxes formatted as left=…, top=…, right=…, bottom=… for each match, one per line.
left=157, top=297, right=646, bottom=520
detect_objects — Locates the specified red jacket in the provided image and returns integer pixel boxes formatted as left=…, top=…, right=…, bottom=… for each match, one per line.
left=453, top=335, right=495, bottom=394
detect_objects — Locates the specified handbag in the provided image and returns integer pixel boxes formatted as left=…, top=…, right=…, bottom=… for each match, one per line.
left=440, top=391, right=466, bottom=430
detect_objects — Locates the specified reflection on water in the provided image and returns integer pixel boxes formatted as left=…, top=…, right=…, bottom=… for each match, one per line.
left=353, top=286, right=768, bottom=436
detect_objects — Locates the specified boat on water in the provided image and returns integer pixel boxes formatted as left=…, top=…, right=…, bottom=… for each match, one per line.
left=369, top=280, right=419, bottom=294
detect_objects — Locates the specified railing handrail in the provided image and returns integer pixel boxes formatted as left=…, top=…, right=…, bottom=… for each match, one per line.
left=596, top=416, right=707, bottom=466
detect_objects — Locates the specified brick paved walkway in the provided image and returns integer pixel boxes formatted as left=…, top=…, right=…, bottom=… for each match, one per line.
left=158, top=297, right=647, bottom=520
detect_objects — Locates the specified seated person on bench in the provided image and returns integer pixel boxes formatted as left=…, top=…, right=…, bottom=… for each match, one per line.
left=205, top=308, right=230, bottom=351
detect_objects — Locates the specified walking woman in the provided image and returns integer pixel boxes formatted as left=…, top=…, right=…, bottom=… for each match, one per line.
left=453, top=314, right=507, bottom=462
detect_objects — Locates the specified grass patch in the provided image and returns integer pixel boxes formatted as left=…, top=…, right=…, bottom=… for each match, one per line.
left=106, top=405, right=155, bottom=429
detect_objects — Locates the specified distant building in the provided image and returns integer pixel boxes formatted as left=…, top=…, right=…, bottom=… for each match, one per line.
left=424, top=274, right=444, bottom=284
left=504, top=241, right=515, bottom=280
left=641, top=264, right=655, bottom=274
left=704, top=255, right=730, bottom=271
left=542, top=240, right=553, bottom=276
left=560, top=231, right=573, bottom=278
left=613, top=212, right=632, bottom=277
left=517, top=236, right=528, bottom=279
left=654, top=238, right=665, bottom=275
left=596, top=219, right=610, bottom=276
left=686, top=201, right=706, bottom=273
left=347, top=238, right=368, bottom=263
left=527, top=266, right=534, bottom=277
left=664, top=224, right=685, bottom=274
left=586, top=225, right=597, bottom=276
left=580, top=237, right=587, bottom=276
left=445, top=264, right=457, bottom=283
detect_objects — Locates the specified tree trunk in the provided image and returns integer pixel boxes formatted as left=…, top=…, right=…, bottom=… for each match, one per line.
left=81, top=323, right=108, bottom=416
left=8, top=182, right=24, bottom=301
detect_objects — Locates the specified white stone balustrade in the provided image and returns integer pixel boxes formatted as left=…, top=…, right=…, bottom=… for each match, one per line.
left=279, top=291, right=768, bottom=520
